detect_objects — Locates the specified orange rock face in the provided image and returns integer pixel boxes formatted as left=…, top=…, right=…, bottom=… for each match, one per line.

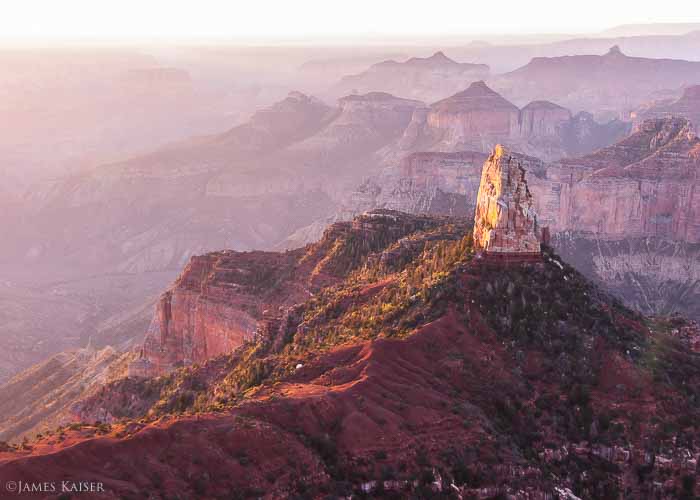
left=473, top=145, right=541, bottom=254
left=130, top=250, right=308, bottom=377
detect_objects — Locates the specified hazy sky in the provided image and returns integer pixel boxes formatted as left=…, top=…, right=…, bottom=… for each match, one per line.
left=2, top=0, right=699, bottom=42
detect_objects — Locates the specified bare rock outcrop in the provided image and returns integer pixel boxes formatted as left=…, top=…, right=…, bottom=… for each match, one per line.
left=473, top=145, right=542, bottom=255
left=518, top=100, right=572, bottom=138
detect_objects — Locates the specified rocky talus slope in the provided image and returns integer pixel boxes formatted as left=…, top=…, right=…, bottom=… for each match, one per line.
left=1, top=210, right=698, bottom=499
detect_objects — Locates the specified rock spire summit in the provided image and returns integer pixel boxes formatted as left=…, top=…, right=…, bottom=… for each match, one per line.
left=472, top=145, right=542, bottom=256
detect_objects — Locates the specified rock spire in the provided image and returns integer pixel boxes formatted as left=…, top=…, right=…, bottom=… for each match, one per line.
left=473, top=145, right=541, bottom=255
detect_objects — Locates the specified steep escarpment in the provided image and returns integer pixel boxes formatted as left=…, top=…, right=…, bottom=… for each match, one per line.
left=130, top=250, right=306, bottom=377
left=290, top=92, right=423, bottom=155
left=2, top=211, right=698, bottom=499
left=342, top=151, right=489, bottom=219
left=332, top=117, right=700, bottom=322
left=423, top=81, right=521, bottom=150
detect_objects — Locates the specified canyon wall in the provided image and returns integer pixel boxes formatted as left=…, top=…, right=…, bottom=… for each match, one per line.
left=528, top=118, right=700, bottom=243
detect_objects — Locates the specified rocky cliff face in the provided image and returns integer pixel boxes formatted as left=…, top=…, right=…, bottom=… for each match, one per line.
left=290, top=92, right=423, bottom=154
left=427, top=81, right=521, bottom=143
left=518, top=100, right=572, bottom=137
left=529, top=117, right=700, bottom=243
left=473, top=146, right=542, bottom=254
left=552, top=234, right=700, bottom=320
left=345, top=151, right=489, bottom=217
left=131, top=250, right=308, bottom=377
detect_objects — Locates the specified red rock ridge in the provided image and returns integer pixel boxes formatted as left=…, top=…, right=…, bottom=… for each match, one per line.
left=130, top=211, right=447, bottom=376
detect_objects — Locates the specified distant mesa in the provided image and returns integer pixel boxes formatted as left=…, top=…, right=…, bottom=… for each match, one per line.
left=382, top=50, right=473, bottom=68
left=431, top=81, right=519, bottom=112
left=606, top=45, right=624, bottom=56
left=497, top=46, right=700, bottom=116
left=399, top=80, right=625, bottom=160
left=473, top=145, right=544, bottom=258
left=335, top=51, right=490, bottom=103
left=404, top=51, right=456, bottom=66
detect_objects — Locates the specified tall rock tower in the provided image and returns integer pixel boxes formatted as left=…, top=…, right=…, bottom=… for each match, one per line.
left=473, top=145, right=541, bottom=256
